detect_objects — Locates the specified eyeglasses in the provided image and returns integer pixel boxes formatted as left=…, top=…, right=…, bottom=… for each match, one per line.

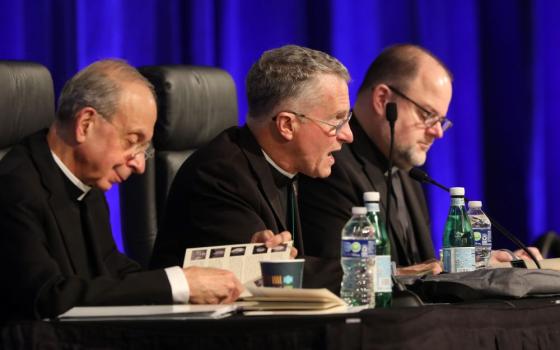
left=387, top=85, right=453, bottom=132
left=95, top=110, right=155, bottom=161
left=280, top=110, right=353, bottom=136
left=131, top=143, right=155, bottom=161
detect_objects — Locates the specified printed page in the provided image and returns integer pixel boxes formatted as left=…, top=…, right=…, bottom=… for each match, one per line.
left=183, top=241, right=293, bottom=284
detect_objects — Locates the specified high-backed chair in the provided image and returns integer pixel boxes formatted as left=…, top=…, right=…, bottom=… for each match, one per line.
left=0, top=61, right=55, bottom=159
left=119, top=66, right=238, bottom=267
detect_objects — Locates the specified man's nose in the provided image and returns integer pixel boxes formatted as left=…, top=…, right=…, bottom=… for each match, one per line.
left=127, top=153, right=146, bottom=174
left=337, top=122, right=353, bottom=143
left=427, top=122, right=444, bottom=139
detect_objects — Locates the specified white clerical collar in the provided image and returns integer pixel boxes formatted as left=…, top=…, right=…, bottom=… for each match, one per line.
left=50, top=150, right=91, bottom=201
left=262, top=150, right=297, bottom=179
left=384, top=166, right=400, bottom=177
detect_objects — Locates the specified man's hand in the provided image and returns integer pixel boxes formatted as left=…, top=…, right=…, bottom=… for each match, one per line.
left=183, top=266, right=243, bottom=304
left=490, top=247, right=544, bottom=264
left=250, top=229, right=298, bottom=258
left=396, top=259, right=443, bottom=276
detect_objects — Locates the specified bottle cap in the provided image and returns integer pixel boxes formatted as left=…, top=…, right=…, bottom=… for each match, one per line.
left=351, top=207, right=367, bottom=215
left=363, top=191, right=380, bottom=202
left=468, top=200, right=482, bottom=208
left=450, top=187, right=465, bottom=196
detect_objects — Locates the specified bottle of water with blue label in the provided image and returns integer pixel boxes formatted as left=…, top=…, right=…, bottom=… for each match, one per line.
left=443, top=187, right=476, bottom=273
left=364, top=191, right=392, bottom=308
left=340, top=206, right=376, bottom=307
left=467, top=200, right=492, bottom=269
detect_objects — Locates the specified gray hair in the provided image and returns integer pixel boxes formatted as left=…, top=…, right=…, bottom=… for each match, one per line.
left=246, top=45, right=350, bottom=119
left=357, top=44, right=453, bottom=94
left=56, top=59, right=155, bottom=124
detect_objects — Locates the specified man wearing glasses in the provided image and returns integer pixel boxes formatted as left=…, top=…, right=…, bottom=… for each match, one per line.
left=299, top=44, right=452, bottom=293
left=151, top=45, right=353, bottom=288
left=0, top=60, right=245, bottom=320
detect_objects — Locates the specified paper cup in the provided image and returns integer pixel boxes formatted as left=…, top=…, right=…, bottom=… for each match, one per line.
left=260, top=259, right=305, bottom=288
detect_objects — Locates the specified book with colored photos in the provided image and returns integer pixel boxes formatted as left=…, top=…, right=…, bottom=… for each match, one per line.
left=183, top=241, right=293, bottom=284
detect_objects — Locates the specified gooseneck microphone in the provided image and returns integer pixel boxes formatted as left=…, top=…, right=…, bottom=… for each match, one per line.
left=385, top=103, right=398, bottom=236
left=409, top=167, right=450, bottom=192
left=409, top=167, right=542, bottom=269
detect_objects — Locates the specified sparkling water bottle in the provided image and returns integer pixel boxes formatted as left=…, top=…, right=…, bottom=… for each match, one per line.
left=467, top=200, right=492, bottom=269
left=443, top=187, right=476, bottom=273
left=340, top=207, right=376, bottom=307
left=364, top=191, right=392, bottom=308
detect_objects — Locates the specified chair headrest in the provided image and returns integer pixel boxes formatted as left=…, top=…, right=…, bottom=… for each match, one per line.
left=0, top=61, right=55, bottom=149
left=140, top=65, right=238, bottom=151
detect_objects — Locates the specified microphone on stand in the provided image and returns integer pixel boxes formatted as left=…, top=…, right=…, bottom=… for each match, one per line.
left=408, top=167, right=541, bottom=269
left=385, top=103, right=398, bottom=237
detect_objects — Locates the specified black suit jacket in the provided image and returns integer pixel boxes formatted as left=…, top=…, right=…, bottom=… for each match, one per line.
left=152, top=126, right=328, bottom=287
left=0, top=131, right=172, bottom=320
left=299, top=118, right=434, bottom=293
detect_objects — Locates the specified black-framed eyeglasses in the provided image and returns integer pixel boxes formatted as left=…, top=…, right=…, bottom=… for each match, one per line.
left=279, top=110, right=353, bottom=136
left=387, top=85, right=453, bottom=132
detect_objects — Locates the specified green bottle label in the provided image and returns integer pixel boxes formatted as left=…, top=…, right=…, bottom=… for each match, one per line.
left=374, top=255, right=392, bottom=293
left=443, top=247, right=475, bottom=272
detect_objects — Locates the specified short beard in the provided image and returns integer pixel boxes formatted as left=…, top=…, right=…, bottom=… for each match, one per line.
left=394, top=144, right=427, bottom=170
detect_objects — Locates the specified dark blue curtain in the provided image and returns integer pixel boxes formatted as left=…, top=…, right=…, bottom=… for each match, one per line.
left=1, top=0, right=556, bottom=254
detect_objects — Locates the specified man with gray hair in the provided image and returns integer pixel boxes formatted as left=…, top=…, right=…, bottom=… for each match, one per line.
left=151, top=45, right=353, bottom=288
left=0, top=59, right=244, bottom=320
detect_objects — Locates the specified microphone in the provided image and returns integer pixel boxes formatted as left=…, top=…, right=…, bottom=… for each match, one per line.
left=409, top=168, right=450, bottom=192
left=386, top=102, right=398, bottom=125
left=409, top=167, right=541, bottom=269
left=385, top=103, right=398, bottom=237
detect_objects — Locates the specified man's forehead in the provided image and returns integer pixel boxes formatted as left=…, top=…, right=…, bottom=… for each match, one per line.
left=301, top=74, right=349, bottom=106
left=114, top=84, right=156, bottom=130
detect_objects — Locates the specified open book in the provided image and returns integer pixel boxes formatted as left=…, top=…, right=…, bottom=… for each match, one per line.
left=182, top=242, right=356, bottom=315
left=237, top=285, right=353, bottom=315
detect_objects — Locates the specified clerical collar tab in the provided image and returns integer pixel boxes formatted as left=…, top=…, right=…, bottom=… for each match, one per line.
left=261, top=149, right=297, bottom=179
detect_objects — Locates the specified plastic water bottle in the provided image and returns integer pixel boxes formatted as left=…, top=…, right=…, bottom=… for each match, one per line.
left=340, top=207, right=376, bottom=307
left=364, top=192, right=392, bottom=308
left=442, top=187, right=476, bottom=273
left=467, top=201, right=492, bottom=269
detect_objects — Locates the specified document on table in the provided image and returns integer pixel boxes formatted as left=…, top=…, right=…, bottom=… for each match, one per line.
left=238, top=286, right=360, bottom=316
left=183, top=241, right=293, bottom=284
left=56, top=304, right=238, bottom=321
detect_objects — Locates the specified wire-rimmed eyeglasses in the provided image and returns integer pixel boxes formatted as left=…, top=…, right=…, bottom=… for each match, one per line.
left=280, top=110, right=353, bottom=135
left=94, top=110, right=155, bottom=161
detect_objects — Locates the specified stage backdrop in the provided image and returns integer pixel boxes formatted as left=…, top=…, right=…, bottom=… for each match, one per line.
left=1, top=0, right=557, bottom=254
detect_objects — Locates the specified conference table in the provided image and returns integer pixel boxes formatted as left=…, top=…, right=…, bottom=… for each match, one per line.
left=2, top=297, right=560, bottom=349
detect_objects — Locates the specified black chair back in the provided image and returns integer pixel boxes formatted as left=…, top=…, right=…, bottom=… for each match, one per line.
left=119, top=65, right=238, bottom=267
left=0, top=61, right=55, bottom=159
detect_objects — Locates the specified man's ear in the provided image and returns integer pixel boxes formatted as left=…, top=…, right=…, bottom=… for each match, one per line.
left=74, top=107, right=97, bottom=143
left=371, top=84, right=392, bottom=117
left=274, top=112, right=297, bottom=141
